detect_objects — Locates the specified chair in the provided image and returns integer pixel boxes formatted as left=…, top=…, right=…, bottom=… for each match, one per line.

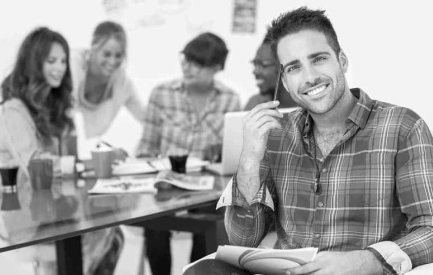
left=132, top=206, right=230, bottom=275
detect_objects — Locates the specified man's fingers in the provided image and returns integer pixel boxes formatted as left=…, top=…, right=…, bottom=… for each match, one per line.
left=250, top=108, right=283, bottom=123
left=286, top=262, right=320, bottom=275
left=253, top=116, right=282, bottom=133
left=245, top=100, right=280, bottom=119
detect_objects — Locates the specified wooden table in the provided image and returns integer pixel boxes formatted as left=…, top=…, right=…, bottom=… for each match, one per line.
left=0, top=172, right=230, bottom=275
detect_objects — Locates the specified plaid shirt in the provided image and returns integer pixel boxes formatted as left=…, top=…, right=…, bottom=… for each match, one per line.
left=135, top=79, right=241, bottom=158
left=219, top=89, right=433, bottom=274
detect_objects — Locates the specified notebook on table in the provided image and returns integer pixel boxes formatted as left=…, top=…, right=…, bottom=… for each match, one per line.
left=205, top=108, right=298, bottom=176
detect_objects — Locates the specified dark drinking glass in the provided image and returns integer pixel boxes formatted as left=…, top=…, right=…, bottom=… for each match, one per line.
left=0, top=167, right=19, bottom=191
left=169, top=155, right=188, bottom=174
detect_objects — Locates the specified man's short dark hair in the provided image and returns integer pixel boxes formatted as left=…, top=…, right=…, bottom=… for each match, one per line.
left=182, top=32, right=229, bottom=69
left=266, top=7, right=341, bottom=63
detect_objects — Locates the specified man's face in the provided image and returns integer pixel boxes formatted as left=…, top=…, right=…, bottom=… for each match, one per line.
left=180, top=54, right=218, bottom=87
left=277, top=30, right=348, bottom=115
left=251, top=44, right=278, bottom=95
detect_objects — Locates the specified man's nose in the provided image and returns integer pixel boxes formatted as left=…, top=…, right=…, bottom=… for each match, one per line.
left=303, top=65, right=320, bottom=86
left=253, top=64, right=261, bottom=76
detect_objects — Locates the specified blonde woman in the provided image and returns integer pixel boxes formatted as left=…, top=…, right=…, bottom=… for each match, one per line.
left=70, top=21, right=145, bottom=139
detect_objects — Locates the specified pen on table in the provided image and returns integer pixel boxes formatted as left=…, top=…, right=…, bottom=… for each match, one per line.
left=97, top=141, right=114, bottom=149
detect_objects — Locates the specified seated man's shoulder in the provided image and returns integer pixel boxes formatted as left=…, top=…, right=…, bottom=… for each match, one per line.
left=374, top=100, right=423, bottom=126
left=214, top=80, right=238, bottom=97
left=151, top=79, right=182, bottom=96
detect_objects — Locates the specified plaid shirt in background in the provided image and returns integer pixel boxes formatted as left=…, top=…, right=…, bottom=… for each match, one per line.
left=135, top=79, right=241, bottom=159
left=220, top=89, right=433, bottom=274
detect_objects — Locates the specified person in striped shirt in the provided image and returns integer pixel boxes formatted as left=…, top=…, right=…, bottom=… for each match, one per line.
left=214, top=7, right=433, bottom=275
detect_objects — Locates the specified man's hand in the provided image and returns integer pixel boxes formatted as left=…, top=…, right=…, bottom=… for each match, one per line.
left=286, top=250, right=382, bottom=275
left=237, top=101, right=283, bottom=203
left=240, top=101, right=283, bottom=163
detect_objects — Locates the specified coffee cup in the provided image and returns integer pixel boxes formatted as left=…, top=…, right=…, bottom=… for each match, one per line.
left=91, top=148, right=114, bottom=178
left=28, top=158, right=54, bottom=190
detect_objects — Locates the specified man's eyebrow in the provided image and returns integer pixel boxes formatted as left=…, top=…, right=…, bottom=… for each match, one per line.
left=282, top=59, right=300, bottom=69
left=282, top=51, right=331, bottom=69
left=307, top=51, right=331, bottom=59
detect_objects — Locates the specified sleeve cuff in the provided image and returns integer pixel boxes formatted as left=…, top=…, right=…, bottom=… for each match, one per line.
left=367, top=241, right=412, bottom=274
left=216, top=176, right=274, bottom=211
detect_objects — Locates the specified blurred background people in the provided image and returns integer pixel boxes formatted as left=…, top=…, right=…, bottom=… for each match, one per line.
left=0, top=27, right=123, bottom=275
left=135, top=32, right=241, bottom=160
left=244, top=39, right=297, bottom=110
left=135, top=32, right=240, bottom=275
left=70, top=21, right=146, bottom=158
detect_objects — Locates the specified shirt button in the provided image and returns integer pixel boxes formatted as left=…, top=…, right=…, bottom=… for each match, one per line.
left=314, top=233, right=321, bottom=239
left=321, top=168, right=328, bottom=173
left=318, top=202, right=324, bottom=207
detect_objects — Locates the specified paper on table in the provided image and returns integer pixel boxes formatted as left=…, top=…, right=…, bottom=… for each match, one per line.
left=80, top=157, right=210, bottom=177
left=149, top=157, right=210, bottom=172
left=215, top=245, right=318, bottom=275
left=155, top=170, right=215, bottom=191
left=112, top=160, right=157, bottom=175
left=88, top=177, right=157, bottom=194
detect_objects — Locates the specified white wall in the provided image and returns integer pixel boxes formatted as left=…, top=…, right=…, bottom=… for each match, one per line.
left=1, top=0, right=433, bottom=156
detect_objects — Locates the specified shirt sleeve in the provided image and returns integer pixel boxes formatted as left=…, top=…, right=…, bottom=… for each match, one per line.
left=374, top=118, right=433, bottom=272
left=228, top=93, right=242, bottom=113
left=1, top=106, right=38, bottom=178
left=124, top=77, right=146, bottom=124
left=218, top=152, right=277, bottom=247
left=135, top=87, right=162, bottom=157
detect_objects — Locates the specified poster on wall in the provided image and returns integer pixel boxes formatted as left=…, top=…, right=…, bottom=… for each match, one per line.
left=101, top=0, right=213, bottom=32
left=232, top=0, right=257, bottom=33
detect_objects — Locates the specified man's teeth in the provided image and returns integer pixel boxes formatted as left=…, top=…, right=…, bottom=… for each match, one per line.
left=307, top=85, right=326, bottom=96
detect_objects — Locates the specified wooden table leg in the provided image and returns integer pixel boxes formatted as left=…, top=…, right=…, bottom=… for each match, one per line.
left=55, top=236, right=83, bottom=275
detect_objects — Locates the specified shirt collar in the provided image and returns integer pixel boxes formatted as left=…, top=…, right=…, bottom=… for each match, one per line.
left=346, top=88, right=374, bottom=130
left=172, top=79, right=220, bottom=99
left=301, top=88, right=373, bottom=138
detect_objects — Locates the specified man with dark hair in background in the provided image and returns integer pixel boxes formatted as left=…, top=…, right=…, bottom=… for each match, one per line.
left=244, top=39, right=296, bottom=110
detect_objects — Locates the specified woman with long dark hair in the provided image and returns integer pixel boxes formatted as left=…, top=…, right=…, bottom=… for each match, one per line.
left=0, top=26, right=74, bottom=168
left=0, top=27, right=123, bottom=275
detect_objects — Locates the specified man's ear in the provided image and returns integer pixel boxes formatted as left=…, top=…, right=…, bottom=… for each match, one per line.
left=338, top=51, right=349, bottom=73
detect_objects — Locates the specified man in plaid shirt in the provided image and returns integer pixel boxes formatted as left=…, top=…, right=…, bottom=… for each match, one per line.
left=214, top=7, right=433, bottom=275
left=136, top=32, right=240, bottom=275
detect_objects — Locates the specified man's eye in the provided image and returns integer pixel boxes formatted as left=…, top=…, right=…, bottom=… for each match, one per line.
left=313, top=56, right=326, bottom=63
left=286, top=65, right=299, bottom=73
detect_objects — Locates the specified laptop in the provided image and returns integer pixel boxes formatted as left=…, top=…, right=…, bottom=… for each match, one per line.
left=205, top=108, right=298, bottom=176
